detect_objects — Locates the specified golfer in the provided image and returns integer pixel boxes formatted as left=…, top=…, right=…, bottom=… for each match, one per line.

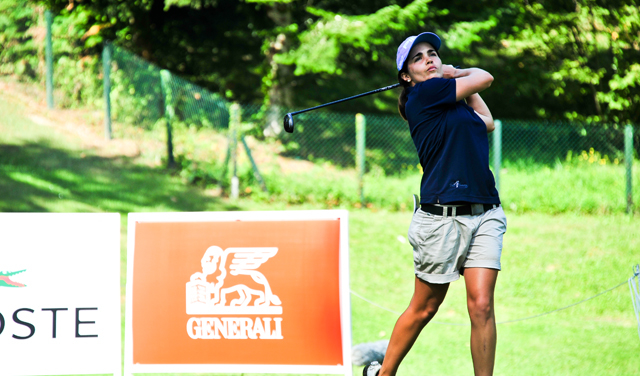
left=365, top=32, right=507, bottom=376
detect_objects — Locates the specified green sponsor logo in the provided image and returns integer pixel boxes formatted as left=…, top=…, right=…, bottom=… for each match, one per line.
left=0, top=269, right=26, bottom=287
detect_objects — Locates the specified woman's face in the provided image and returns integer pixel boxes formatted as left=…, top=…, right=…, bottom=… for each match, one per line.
left=402, top=42, right=442, bottom=86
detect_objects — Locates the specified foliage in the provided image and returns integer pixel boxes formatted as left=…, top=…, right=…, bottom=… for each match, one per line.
left=2, top=0, right=640, bottom=128
left=38, top=0, right=278, bottom=104
left=0, top=0, right=103, bottom=108
left=276, top=0, right=441, bottom=76
left=277, top=0, right=640, bottom=125
left=0, top=0, right=42, bottom=78
left=49, top=4, right=104, bottom=108
left=108, top=45, right=164, bottom=129
left=492, top=0, right=640, bottom=124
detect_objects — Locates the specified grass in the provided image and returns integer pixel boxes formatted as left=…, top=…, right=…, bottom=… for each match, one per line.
left=500, top=159, right=640, bottom=214
left=349, top=211, right=639, bottom=376
left=1, top=78, right=639, bottom=376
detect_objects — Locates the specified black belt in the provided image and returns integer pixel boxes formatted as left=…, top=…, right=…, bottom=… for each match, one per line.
left=420, top=203, right=499, bottom=216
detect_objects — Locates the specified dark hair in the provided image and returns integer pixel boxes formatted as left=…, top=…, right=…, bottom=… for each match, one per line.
left=397, top=69, right=411, bottom=121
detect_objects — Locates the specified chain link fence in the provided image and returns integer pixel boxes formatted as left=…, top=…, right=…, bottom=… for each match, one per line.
left=279, top=112, right=420, bottom=174
left=110, top=43, right=233, bottom=131
left=278, top=111, right=640, bottom=175
left=109, top=44, right=163, bottom=129
left=499, top=120, right=635, bottom=166
left=104, top=43, right=639, bottom=210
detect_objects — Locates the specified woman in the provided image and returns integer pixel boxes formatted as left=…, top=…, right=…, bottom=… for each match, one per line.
left=364, top=32, right=507, bottom=376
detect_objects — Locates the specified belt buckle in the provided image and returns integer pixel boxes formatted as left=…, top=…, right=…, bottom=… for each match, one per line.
left=471, top=204, right=484, bottom=215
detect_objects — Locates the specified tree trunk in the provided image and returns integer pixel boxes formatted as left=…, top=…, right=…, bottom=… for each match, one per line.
left=264, top=2, right=293, bottom=137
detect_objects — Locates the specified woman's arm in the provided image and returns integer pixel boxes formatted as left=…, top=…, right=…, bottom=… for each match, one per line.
left=466, top=93, right=495, bottom=133
left=442, top=65, right=493, bottom=102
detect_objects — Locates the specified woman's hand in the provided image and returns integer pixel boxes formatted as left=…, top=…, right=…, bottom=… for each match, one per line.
left=442, top=64, right=458, bottom=79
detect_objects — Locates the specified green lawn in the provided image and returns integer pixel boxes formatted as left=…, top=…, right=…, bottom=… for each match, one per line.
left=1, top=84, right=639, bottom=376
left=349, top=210, right=639, bottom=376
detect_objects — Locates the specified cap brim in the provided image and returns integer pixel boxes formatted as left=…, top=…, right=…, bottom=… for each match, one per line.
left=412, top=32, right=441, bottom=52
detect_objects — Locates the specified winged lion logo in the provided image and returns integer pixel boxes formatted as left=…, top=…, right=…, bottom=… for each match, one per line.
left=186, top=246, right=282, bottom=315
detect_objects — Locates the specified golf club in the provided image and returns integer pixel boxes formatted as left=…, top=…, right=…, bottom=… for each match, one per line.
left=283, top=83, right=400, bottom=133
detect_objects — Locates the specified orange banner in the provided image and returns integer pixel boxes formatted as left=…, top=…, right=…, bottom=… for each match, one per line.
left=130, top=218, right=344, bottom=366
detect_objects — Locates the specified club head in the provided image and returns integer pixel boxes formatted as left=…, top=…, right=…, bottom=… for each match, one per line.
left=283, top=113, right=294, bottom=133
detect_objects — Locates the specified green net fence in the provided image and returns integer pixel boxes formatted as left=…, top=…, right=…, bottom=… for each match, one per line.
left=279, top=113, right=640, bottom=174
left=279, top=112, right=420, bottom=174
left=110, top=44, right=163, bottom=129
left=279, top=111, right=363, bottom=167
left=499, top=121, right=634, bottom=166
left=108, top=42, right=639, bottom=172
left=110, top=43, right=233, bottom=131
left=106, top=42, right=639, bottom=211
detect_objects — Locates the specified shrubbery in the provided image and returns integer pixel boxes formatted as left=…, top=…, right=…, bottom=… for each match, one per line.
left=0, top=1, right=103, bottom=108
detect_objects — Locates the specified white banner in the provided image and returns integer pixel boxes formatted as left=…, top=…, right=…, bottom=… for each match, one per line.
left=0, top=213, right=121, bottom=376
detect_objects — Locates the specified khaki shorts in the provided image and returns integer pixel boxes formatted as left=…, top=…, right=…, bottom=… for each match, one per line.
left=407, top=205, right=507, bottom=284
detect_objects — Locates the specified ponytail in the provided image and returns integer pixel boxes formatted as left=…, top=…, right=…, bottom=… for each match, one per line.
left=397, top=71, right=411, bottom=121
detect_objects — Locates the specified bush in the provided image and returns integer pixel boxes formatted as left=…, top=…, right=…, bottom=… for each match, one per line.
left=0, top=1, right=41, bottom=79
left=0, top=1, right=104, bottom=108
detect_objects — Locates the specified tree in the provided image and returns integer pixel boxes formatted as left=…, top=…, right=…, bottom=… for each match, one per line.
left=157, top=0, right=432, bottom=133
left=497, top=1, right=640, bottom=124
left=0, top=0, right=42, bottom=79
left=10, top=0, right=638, bottom=126
left=38, top=0, right=276, bottom=103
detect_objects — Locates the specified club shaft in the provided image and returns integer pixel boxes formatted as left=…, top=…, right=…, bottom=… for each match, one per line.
left=290, top=83, right=400, bottom=116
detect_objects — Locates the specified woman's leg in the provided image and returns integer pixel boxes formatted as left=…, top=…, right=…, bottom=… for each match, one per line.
left=464, top=267, right=499, bottom=376
left=379, top=276, right=449, bottom=376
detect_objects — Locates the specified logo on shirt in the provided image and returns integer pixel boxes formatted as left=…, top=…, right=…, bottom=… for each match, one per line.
left=450, top=181, right=468, bottom=189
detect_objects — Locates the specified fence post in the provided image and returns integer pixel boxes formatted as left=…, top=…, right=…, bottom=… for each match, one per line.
left=356, top=113, right=366, bottom=207
left=45, top=9, right=54, bottom=109
left=159, top=70, right=176, bottom=168
left=625, top=124, right=634, bottom=214
left=229, top=103, right=241, bottom=199
left=241, top=135, right=268, bottom=193
left=102, top=43, right=112, bottom=140
left=493, top=119, right=502, bottom=193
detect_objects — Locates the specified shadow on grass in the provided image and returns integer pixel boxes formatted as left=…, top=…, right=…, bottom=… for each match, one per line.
left=0, top=141, right=239, bottom=213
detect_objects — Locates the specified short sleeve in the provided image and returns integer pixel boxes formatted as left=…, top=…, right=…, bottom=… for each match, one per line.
left=413, top=78, right=456, bottom=109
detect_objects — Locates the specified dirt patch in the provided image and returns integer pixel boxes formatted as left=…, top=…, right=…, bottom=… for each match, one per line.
left=0, top=77, right=141, bottom=158
left=275, top=155, right=316, bottom=174
left=240, top=135, right=316, bottom=174
left=0, top=75, right=330, bottom=175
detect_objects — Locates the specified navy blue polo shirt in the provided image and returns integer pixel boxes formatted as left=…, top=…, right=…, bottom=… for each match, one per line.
left=405, top=77, right=500, bottom=205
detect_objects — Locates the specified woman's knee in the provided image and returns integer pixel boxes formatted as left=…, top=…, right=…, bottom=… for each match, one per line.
left=408, top=300, right=442, bottom=326
left=408, top=277, right=449, bottom=326
left=467, top=295, right=494, bottom=323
